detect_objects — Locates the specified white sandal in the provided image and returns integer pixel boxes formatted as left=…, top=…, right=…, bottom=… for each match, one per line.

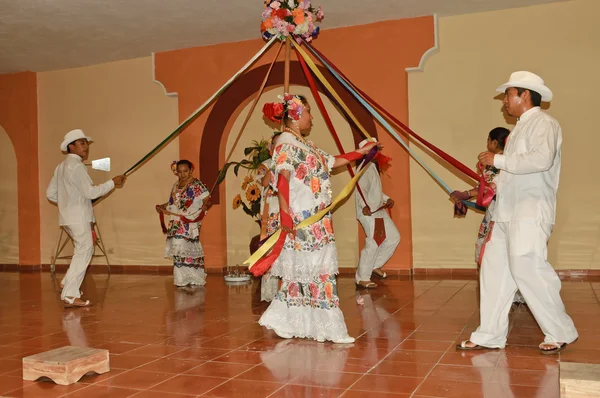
left=332, top=336, right=355, bottom=344
left=539, top=342, right=567, bottom=355
left=63, top=297, right=91, bottom=308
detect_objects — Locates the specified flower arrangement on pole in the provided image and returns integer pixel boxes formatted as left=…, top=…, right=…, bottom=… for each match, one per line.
left=260, top=0, right=324, bottom=42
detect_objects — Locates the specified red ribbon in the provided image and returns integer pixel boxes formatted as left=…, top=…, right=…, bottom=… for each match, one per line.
left=296, top=50, right=371, bottom=208
left=249, top=174, right=292, bottom=277
left=475, top=163, right=495, bottom=208
left=307, top=44, right=479, bottom=183
left=156, top=205, right=206, bottom=234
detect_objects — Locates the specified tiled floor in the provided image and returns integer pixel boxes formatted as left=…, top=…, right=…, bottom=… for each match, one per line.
left=0, top=271, right=598, bottom=397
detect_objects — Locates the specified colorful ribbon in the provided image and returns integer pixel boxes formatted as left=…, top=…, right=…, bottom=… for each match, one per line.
left=295, top=38, right=485, bottom=212
left=124, top=36, right=278, bottom=176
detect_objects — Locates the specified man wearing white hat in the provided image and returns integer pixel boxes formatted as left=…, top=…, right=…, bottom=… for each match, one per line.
left=355, top=138, right=400, bottom=289
left=46, top=129, right=127, bottom=308
left=458, top=71, right=578, bottom=354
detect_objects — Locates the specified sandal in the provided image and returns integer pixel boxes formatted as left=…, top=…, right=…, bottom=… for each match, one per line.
left=59, top=285, right=83, bottom=296
left=356, top=281, right=377, bottom=289
left=539, top=342, right=567, bottom=355
left=63, top=297, right=92, bottom=308
left=456, top=340, right=484, bottom=351
left=372, top=269, right=387, bottom=279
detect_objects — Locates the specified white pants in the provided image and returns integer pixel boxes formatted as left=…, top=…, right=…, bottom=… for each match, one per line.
left=60, top=224, right=94, bottom=300
left=470, top=221, right=578, bottom=348
left=356, top=212, right=400, bottom=283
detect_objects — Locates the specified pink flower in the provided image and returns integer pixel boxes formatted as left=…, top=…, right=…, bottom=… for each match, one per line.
left=288, top=282, right=299, bottom=297
left=316, top=6, right=324, bottom=21
left=269, top=1, right=281, bottom=10
left=311, top=223, right=323, bottom=241
left=287, top=24, right=295, bottom=33
left=319, top=274, right=329, bottom=282
left=296, top=163, right=308, bottom=180
left=262, top=8, right=273, bottom=19
left=309, top=282, right=319, bottom=299
left=306, top=154, right=317, bottom=170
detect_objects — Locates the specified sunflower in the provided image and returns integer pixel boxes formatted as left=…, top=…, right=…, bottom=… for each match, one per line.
left=241, top=175, right=253, bottom=190
left=232, top=194, right=242, bottom=210
left=245, top=183, right=260, bottom=202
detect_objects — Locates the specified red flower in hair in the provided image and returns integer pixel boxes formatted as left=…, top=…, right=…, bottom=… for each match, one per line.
left=262, top=102, right=285, bottom=122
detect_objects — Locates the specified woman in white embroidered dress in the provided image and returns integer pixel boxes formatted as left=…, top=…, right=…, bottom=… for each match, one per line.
left=258, top=94, right=377, bottom=344
left=157, top=160, right=211, bottom=287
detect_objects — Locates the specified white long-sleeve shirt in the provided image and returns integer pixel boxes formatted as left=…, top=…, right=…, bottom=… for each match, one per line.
left=492, top=107, right=562, bottom=224
left=355, top=163, right=389, bottom=219
left=46, top=154, right=115, bottom=225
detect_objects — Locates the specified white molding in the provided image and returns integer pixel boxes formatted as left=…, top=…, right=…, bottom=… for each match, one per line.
left=151, top=52, right=179, bottom=98
left=406, top=14, right=439, bottom=73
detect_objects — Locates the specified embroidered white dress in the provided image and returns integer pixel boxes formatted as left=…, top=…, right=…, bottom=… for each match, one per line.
left=258, top=132, right=351, bottom=342
left=164, top=179, right=210, bottom=287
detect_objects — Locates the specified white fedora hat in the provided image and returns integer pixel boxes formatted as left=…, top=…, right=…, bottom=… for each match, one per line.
left=496, top=71, right=553, bottom=102
left=60, top=129, right=93, bottom=152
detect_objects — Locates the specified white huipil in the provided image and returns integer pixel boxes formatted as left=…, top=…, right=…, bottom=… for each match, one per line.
left=470, top=107, right=578, bottom=348
left=46, top=154, right=115, bottom=300
left=355, top=163, right=400, bottom=283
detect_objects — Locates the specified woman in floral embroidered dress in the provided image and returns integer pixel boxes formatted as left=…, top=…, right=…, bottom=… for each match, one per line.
left=258, top=94, right=377, bottom=344
left=157, top=160, right=211, bottom=287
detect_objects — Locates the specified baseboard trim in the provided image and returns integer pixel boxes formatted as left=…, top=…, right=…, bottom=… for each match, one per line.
left=1, top=264, right=598, bottom=280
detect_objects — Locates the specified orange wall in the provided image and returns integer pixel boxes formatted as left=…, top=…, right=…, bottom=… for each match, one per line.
left=155, top=17, right=435, bottom=271
left=0, top=72, right=40, bottom=266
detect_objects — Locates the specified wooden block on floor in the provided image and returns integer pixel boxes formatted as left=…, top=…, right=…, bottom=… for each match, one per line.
left=22, top=346, right=109, bottom=386
left=561, top=361, right=600, bottom=397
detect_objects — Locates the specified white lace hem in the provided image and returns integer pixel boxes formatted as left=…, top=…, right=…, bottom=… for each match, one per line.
left=165, top=238, right=204, bottom=258
left=270, top=243, right=338, bottom=283
left=258, top=298, right=351, bottom=343
left=174, top=266, right=206, bottom=287
left=261, top=272, right=279, bottom=302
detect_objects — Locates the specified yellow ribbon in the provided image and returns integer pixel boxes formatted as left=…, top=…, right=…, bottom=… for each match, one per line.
left=246, top=162, right=372, bottom=268
left=292, top=41, right=372, bottom=140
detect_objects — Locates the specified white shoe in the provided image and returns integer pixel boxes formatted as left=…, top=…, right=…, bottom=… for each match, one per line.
left=316, top=337, right=325, bottom=343
left=332, top=336, right=355, bottom=344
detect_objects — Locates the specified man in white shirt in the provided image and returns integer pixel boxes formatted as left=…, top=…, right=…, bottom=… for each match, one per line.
left=46, top=129, right=126, bottom=307
left=355, top=139, right=400, bottom=289
left=458, top=71, right=578, bottom=354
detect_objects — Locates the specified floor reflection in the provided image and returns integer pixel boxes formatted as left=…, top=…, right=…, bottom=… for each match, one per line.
left=0, top=273, right=588, bottom=397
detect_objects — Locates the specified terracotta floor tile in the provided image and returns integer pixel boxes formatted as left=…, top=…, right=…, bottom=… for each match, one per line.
left=291, top=370, right=362, bottom=389
left=167, top=348, right=232, bottom=361
left=0, top=375, right=35, bottom=395
left=213, top=350, right=266, bottom=365
left=396, top=339, right=454, bottom=352
left=414, top=379, right=484, bottom=398
left=126, top=344, right=188, bottom=358
left=97, top=369, right=174, bottom=390
left=203, top=379, right=284, bottom=397
left=130, top=391, right=199, bottom=398
left=61, top=385, right=140, bottom=398
left=3, top=381, right=87, bottom=397
left=0, top=274, right=593, bottom=397
left=342, top=392, right=411, bottom=398
left=148, top=374, right=226, bottom=395
left=109, top=354, right=157, bottom=369
left=370, top=361, right=435, bottom=378
left=428, top=364, right=495, bottom=383
left=385, top=349, right=444, bottom=363
left=270, top=384, right=345, bottom=398
left=184, top=361, right=254, bottom=378
left=350, top=374, right=423, bottom=395
left=136, top=357, right=205, bottom=374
